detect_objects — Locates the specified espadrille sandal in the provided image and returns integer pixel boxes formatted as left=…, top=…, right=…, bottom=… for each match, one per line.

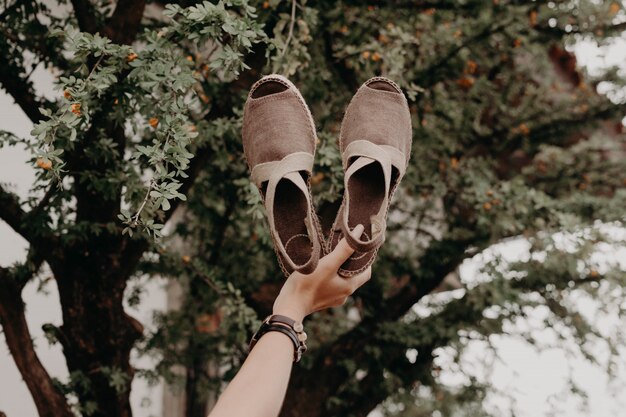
left=327, top=77, right=412, bottom=277
left=242, top=75, right=324, bottom=276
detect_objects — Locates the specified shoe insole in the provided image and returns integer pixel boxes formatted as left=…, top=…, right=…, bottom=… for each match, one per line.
left=273, top=175, right=313, bottom=266
left=346, top=159, right=386, bottom=240
left=251, top=80, right=288, bottom=98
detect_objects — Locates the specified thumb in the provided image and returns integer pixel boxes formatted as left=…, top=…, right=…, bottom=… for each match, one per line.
left=326, top=224, right=365, bottom=270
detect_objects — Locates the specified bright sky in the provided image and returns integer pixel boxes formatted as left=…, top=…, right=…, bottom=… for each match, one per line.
left=1, top=27, right=625, bottom=417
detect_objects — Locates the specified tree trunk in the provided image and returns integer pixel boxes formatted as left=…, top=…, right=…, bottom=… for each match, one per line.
left=0, top=275, right=74, bottom=417
left=53, top=233, right=143, bottom=417
left=185, top=356, right=209, bottom=417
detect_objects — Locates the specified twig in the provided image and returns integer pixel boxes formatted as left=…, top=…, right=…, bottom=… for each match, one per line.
left=29, top=184, right=55, bottom=217
left=133, top=181, right=154, bottom=224
left=200, top=275, right=222, bottom=294
left=205, top=43, right=219, bottom=63
left=280, top=0, right=297, bottom=58
left=87, top=54, right=105, bottom=80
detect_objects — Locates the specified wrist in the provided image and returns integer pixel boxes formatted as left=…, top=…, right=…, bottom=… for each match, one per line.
left=272, top=305, right=306, bottom=323
left=273, top=273, right=317, bottom=322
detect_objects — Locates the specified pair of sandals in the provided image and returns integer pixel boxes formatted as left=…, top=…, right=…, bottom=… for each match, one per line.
left=242, top=75, right=412, bottom=277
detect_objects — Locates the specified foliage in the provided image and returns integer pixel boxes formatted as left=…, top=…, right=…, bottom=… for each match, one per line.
left=0, top=1, right=625, bottom=417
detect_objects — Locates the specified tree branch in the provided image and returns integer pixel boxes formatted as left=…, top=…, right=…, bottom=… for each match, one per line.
left=415, top=19, right=511, bottom=87
left=0, top=48, right=48, bottom=123
left=319, top=247, right=606, bottom=417
left=534, top=21, right=626, bottom=39
left=0, top=186, right=29, bottom=239
left=0, top=22, right=71, bottom=71
left=281, top=232, right=479, bottom=416
left=381, top=236, right=480, bottom=322
left=69, top=0, right=100, bottom=34
left=332, top=0, right=478, bottom=10
left=71, top=0, right=147, bottom=44
left=0, top=185, right=61, bottom=268
left=102, top=0, right=147, bottom=45
left=332, top=344, right=436, bottom=417
left=0, top=268, right=73, bottom=417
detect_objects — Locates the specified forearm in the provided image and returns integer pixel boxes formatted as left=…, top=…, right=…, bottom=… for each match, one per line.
left=207, top=229, right=369, bottom=417
left=207, top=331, right=295, bottom=417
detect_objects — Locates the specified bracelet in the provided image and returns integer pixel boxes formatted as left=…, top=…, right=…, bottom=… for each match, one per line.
left=268, top=314, right=306, bottom=334
left=258, top=324, right=300, bottom=356
left=248, top=314, right=307, bottom=362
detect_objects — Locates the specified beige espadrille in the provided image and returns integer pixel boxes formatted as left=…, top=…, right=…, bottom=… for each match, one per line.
left=326, top=77, right=413, bottom=277
left=242, top=74, right=324, bottom=276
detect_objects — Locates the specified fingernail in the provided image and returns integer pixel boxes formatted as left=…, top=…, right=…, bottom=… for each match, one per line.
left=352, top=224, right=365, bottom=238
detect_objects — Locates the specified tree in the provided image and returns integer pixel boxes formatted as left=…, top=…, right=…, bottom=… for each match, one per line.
left=0, top=1, right=625, bottom=417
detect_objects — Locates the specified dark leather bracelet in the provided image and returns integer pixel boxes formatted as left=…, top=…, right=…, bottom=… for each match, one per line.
left=249, top=323, right=302, bottom=362
left=262, top=325, right=300, bottom=359
left=268, top=314, right=305, bottom=334
left=249, top=314, right=307, bottom=362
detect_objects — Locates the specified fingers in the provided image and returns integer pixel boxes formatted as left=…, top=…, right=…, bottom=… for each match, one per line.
left=350, top=267, right=372, bottom=291
left=310, top=267, right=373, bottom=313
left=324, top=224, right=365, bottom=271
left=335, top=267, right=372, bottom=300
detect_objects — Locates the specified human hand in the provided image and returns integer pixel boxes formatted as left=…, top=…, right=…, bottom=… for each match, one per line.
left=272, top=224, right=372, bottom=322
